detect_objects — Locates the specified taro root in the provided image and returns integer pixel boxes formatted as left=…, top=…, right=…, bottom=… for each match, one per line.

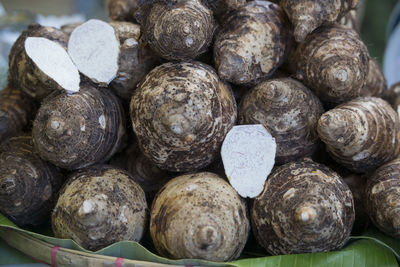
left=295, top=24, right=370, bottom=105
left=279, top=0, right=358, bottom=42
left=214, top=1, right=291, bottom=86
left=60, top=22, right=82, bottom=36
left=343, top=173, right=369, bottom=234
left=0, top=85, right=37, bottom=143
left=360, top=58, right=387, bottom=97
left=110, top=142, right=171, bottom=200
left=8, top=23, right=80, bottom=100
left=138, top=0, right=215, bottom=61
left=0, top=135, right=62, bottom=227
left=108, top=0, right=139, bottom=22
left=52, top=165, right=147, bottom=251
left=109, top=21, right=160, bottom=100
left=251, top=159, right=355, bottom=255
left=33, top=84, right=125, bottom=170
left=365, top=158, right=400, bottom=239
left=317, top=97, right=400, bottom=173
left=150, top=172, right=249, bottom=261
left=383, top=82, right=400, bottom=113
left=130, top=61, right=237, bottom=172
left=239, top=78, right=324, bottom=164
left=206, top=0, right=246, bottom=21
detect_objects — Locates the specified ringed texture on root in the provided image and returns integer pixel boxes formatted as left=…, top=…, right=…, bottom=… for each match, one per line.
left=33, top=84, right=125, bottom=170
left=130, top=61, right=237, bottom=172
left=251, top=159, right=355, bottom=255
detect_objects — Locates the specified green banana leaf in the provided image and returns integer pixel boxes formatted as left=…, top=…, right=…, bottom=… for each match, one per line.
left=1, top=213, right=400, bottom=267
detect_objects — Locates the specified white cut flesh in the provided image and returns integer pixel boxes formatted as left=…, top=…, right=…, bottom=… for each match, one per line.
left=68, top=19, right=120, bottom=84
left=221, top=124, right=276, bottom=198
left=25, top=37, right=80, bottom=93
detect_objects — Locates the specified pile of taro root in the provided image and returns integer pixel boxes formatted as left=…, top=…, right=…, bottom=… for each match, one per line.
left=1, top=0, right=400, bottom=261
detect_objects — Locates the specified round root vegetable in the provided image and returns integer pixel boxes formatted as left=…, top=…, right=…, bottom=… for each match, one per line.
left=139, top=0, right=215, bottom=60
left=0, top=85, right=37, bottom=143
left=150, top=172, right=250, bottom=261
left=343, top=173, right=369, bottom=234
left=206, top=0, right=246, bottom=21
left=33, top=84, right=125, bottom=170
left=280, top=0, right=358, bottom=42
left=110, top=142, right=171, bottom=200
left=239, top=78, right=324, bottom=164
left=221, top=125, right=277, bottom=198
left=68, top=19, right=120, bottom=85
left=9, top=23, right=80, bottom=99
left=360, top=58, right=387, bottom=97
left=365, top=158, right=400, bottom=239
left=108, top=0, right=139, bottom=22
left=214, top=1, right=291, bottom=85
left=130, top=61, right=237, bottom=172
left=251, top=159, right=355, bottom=255
left=0, top=135, right=62, bottom=227
left=294, top=25, right=369, bottom=105
left=317, top=97, right=400, bottom=173
left=109, top=21, right=160, bottom=100
left=52, top=165, right=147, bottom=251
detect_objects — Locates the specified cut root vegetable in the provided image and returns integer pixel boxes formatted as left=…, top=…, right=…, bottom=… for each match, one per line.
left=221, top=124, right=276, bottom=198
left=68, top=19, right=120, bottom=85
left=25, top=37, right=80, bottom=94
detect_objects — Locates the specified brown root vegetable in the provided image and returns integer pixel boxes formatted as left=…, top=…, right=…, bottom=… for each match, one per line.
left=32, top=84, right=125, bottom=170
left=9, top=23, right=80, bottom=100
left=339, top=9, right=360, bottom=32
left=251, top=159, right=354, bottom=255
left=280, top=0, right=358, bottom=42
left=360, top=58, right=387, bottom=97
left=109, top=21, right=160, bottom=100
left=365, top=158, right=400, bottom=239
left=52, top=165, right=147, bottom=251
left=139, top=0, right=215, bottom=60
left=60, top=22, right=82, bottom=36
left=130, top=61, right=237, bottom=172
left=110, top=142, right=171, bottom=201
left=0, top=135, right=63, bottom=227
left=239, top=78, right=324, bottom=164
left=150, top=172, right=249, bottom=261
left=214, top=1, right=291, bottom=85
left=294, top=24, right=369, bottom=104
left=383, top=82, right=400, bottom=113
left=317, top=97, right=400, bottom=173
left=342, top=173, right=369, bottom=234
left=0, top=85, right=37, bottom=143
left=206, top=0, right=246, bottom=21
left=108, top=0, right=139, bottom=22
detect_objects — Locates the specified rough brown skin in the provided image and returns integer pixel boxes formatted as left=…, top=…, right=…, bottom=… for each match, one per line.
left=239, top=78, right=324, bottom=164
left=365, top=158, right=400, bottom=239
left=110, top=142, right=171, bottom=201
left=214, top=1, right=291, bottom=86
left=0, top=85, right=37, bottom=143
left=139, top=0, right=215, bottom=60
left=206, top=0, right=246, bottom=21
left=8, top=23, right=70, bottom=100
left=130, top=61, right=237, bottom=172
left=295, top=24, right=370, bottom=105
left=108, top=0, right=139, bottom=22
left=317, top=97, right=400, bottom=173
left=32, top=84, right=125, bottom=170
left=150, top=172, right=249, bottom=261
left=339, top=9, right=360, bottom=32
left=343, top=173, right=369, bottom=234
left=383, top=82, right=400, bottom=112
left=251, top=159, right=355, bottom=255
left=52, top=165, right=147, bottom=251
left=280, top=0, right=358, bottom=42
left=60, top=22, right=82, bottom=36
left=0, top=135, right=63, bottom=227
left=109, top=21, right=160, bottom=100
left=360, top=58, right=387, bottom=98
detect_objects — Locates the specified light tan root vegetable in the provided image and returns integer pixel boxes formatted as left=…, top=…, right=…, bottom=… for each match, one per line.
left=251, top=158, right=355, bottom=255
left=150, top=172, right=249, bottom=261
